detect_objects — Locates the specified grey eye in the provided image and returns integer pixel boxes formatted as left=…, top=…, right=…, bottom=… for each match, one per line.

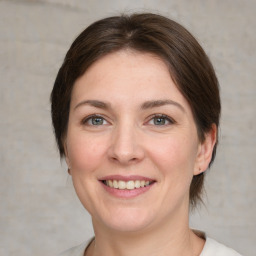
left=82, top=115, right=108, bottom=126
left=148, top=115, right=175, bottom=126
left=91, top=117, right=104, bottom=125
left=153, top=117, right=168, bottom=125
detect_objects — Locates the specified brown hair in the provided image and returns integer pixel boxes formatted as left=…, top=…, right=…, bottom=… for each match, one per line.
left=51, top=13, right=221, bottom=207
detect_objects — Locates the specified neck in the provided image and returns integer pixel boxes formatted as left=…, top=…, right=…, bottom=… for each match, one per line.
left=86, top=205, right=204, bottom=256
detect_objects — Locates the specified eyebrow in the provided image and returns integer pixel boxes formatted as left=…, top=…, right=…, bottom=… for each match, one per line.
left=141, top=100, right=185, bottom=112
left=74, top=100, right=110, bottom=110
left=74, top=99, right=185, bottom=112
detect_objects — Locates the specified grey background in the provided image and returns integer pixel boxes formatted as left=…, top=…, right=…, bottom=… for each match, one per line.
left=0, top=0, right=255, bottom=255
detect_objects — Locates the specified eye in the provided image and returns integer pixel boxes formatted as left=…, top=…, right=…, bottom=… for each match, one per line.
left=82, top=115, right=108, bottom=126
left=148, top=114, right=175, bottom=126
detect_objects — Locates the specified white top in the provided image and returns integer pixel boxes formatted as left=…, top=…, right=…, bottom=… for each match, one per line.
left=59, top=236, right=242, bottom=256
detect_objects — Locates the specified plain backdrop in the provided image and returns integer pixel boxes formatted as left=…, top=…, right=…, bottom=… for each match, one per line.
left=0, top=0, right=255, bottom=255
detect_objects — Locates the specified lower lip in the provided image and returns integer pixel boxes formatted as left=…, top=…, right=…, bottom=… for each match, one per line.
left=101, top=182, right=155, bottom=198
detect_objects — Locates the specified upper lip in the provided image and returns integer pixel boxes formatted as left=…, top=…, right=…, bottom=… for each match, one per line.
left=99, top=175, right=155, bottom=182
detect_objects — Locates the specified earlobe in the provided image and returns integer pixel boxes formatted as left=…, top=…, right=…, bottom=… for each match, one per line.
left=194, top=124, right=217, bottom=175
left=65, top=158, right=72, bottom=176
left=63, top=141, right=72, bottom=175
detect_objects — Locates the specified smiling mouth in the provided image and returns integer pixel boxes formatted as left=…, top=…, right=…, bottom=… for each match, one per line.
left=102, top=180, right=155, bottom=190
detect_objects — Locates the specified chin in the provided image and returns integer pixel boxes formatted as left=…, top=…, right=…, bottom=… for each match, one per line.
left=94, top=207, right=156, bottom=233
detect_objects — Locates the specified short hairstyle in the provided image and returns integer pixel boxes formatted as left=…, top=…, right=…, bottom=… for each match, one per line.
left=51, top=13, right=221, bottom=207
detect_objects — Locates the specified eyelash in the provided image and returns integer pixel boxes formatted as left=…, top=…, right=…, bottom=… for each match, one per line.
left=81, top=114, right=175, bottom=127
left=147, top=114, right=176, bottom=126
left=81, top=114, right=109, bottom=126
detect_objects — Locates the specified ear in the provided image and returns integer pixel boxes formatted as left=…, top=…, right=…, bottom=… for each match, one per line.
left=194, top=124, right=217, bottom=175
left=63, top=140, right=72, bottom=176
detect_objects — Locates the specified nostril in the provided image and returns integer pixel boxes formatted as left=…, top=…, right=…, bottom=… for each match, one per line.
left=107, top=142, right=145, bottom=164
left=110, top=155, right=138, bottom=162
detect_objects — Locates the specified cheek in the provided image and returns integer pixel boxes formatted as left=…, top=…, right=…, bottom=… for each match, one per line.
left=147, top=134, right=198, bottom=175
left=66, top=132, right=108, bottom=173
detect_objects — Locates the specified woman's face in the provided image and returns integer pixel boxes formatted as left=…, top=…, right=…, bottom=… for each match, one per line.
left=65, top=50, right=214, bottom=232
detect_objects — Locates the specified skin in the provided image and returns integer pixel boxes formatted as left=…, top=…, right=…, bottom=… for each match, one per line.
left=64, top=50, right=216, bottom=256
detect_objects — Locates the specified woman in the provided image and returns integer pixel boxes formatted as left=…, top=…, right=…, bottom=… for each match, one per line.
left=51, top=13, right=242, bottom=256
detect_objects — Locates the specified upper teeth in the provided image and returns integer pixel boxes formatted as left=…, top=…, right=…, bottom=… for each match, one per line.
left=105, top=180, right=151, bottom=190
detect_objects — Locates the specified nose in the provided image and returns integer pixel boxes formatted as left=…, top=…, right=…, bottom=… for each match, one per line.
left=107, top=122, right=145, bottom=165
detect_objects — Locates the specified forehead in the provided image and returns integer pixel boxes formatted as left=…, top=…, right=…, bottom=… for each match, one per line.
left=71, top=50, right=190, bottom=111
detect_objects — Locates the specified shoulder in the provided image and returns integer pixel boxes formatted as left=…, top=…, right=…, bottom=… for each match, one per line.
left=200, top=237, right=242, bottom=256
left=57, top=236, right=242, bottom=256
left=58, top=240, right=90, bottom=256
